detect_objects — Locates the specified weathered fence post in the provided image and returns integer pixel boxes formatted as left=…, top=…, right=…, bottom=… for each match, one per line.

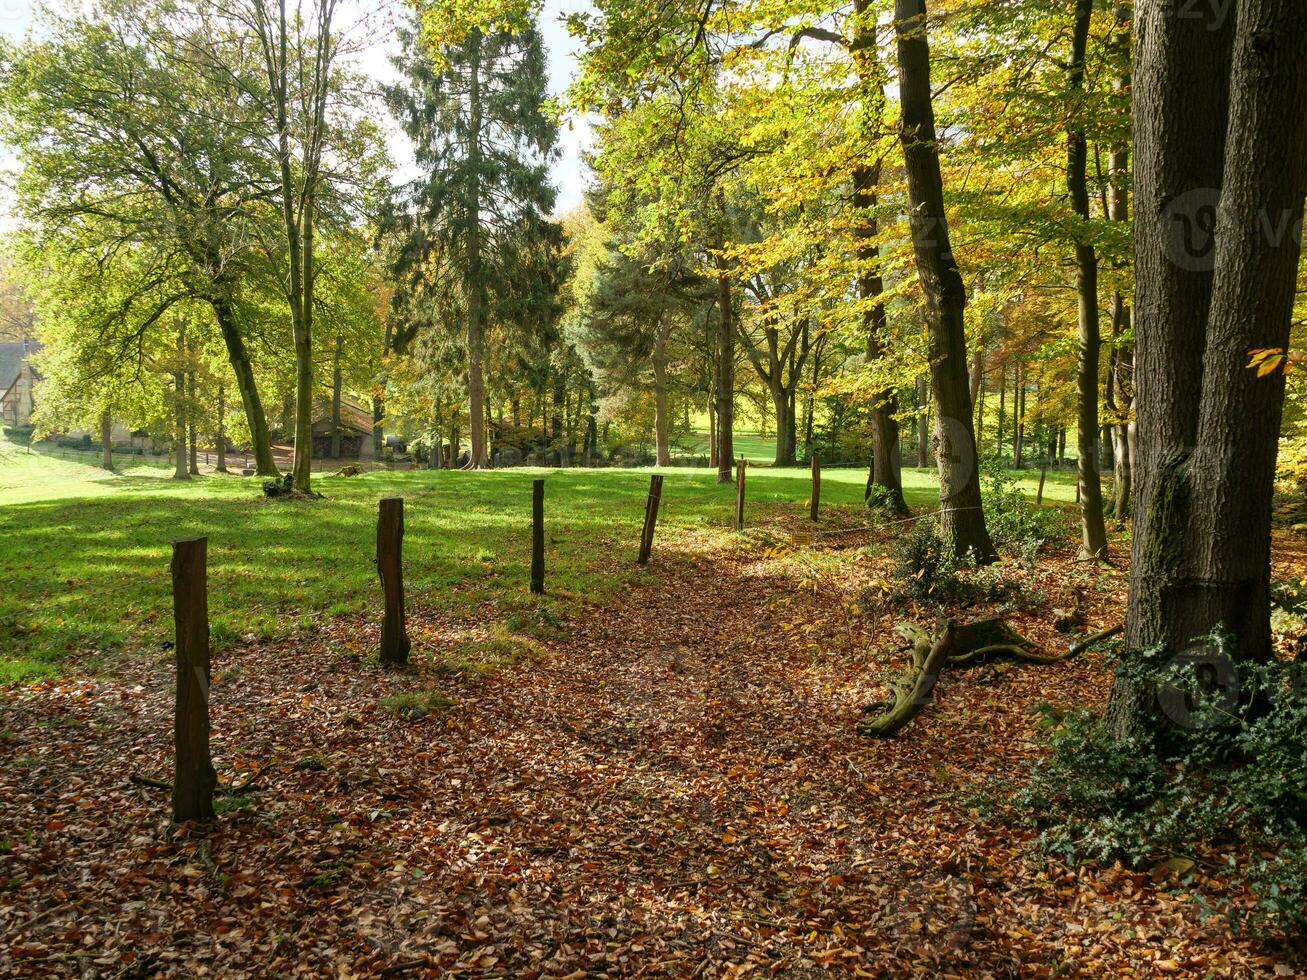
left=638, top=474, right=664, bottom=566
left=378, top=498, right=410, bottom=666
left=171, top=537, right=216, bottom=823
left=531, top=479, right=546, bottom=594
left=810, top=454, right=821, bottom=521
left=734, top=458, right=747, bottom=532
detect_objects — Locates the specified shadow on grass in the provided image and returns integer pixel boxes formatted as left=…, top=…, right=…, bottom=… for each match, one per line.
left=0, top=468, right=877, bottom=685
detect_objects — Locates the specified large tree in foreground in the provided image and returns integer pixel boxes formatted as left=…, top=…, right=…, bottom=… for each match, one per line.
left=1106, top=0, right=1307, bottom=740
left=387, top=11, right=557, bottom=468
left=893, top=0, right=996, bottom=562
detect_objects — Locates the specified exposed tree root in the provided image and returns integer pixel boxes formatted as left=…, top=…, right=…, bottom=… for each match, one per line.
left=860, top=618, right=1123, bottom=738
left=130, top=763, right=273, bottom=796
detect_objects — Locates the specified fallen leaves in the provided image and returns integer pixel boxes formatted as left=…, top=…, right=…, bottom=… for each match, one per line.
left=0, top=513, right=1302, bottom=976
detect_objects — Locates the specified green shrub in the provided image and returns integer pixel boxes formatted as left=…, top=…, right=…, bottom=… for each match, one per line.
left=864, top=483, right=903, bottom=515
left=1019, top=634, right=1307, bottom=939
left=979, top=456, right=1063, bottom=552
left=892, top=517, right=958, bottom=602
left=891, top=517, right=1029, bottom=608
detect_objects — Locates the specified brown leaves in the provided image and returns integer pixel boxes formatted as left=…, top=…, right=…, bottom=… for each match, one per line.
left=0, top=517, right=1299, bottom=976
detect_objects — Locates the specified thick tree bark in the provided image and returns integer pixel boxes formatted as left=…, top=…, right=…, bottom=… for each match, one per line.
left=1068, top=0, right=1109, bottom=559
left=100, top=410, right=113, bottom=471
left=1107, top=0, right=1235, bottom=738
left=1108, top=0, right=1307, bottom=740
left=1182, top=0, right=1307, bottom=666
left=894, top=0, right=995, bottom=562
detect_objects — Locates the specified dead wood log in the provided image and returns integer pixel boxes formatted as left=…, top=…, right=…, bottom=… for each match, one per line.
left=860, top=617, right=1124, bottom=737
left=860, top=621, right=959, bottom=737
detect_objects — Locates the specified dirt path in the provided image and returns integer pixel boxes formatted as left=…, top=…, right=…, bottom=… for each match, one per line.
left=0, top=539, right=1292, bottom=977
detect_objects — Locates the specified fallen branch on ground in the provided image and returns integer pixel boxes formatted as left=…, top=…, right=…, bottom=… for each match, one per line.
left=860, top=619, right=1124, bottom=738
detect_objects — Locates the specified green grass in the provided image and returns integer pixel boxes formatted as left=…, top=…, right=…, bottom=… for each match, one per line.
left=676, top=428, right=780, bottom=463
left=0, top=435, right=1081, bottom=685
left=377, top=690, right=455, bottom=717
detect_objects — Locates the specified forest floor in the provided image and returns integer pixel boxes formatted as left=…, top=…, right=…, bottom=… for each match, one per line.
left=2, top=462, right=1305, bottom=976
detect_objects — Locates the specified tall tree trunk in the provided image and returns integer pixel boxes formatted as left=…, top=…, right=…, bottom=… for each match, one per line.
left=100, top=410, right=113, bottom=471
left=916, top=376, right=930, bottom=468
left=968, top=343, right=983, bottom=407
left=173, top=322, right=190, bottom=482
left=653, top=356, right=671, bottom=466
left=1180, top=0, right=1307, bottom=666
left=856, top=169, right=907, bottom=510
left=1107, top=0, right=1307, bottom=740
left=209, top=297, right=276, bottom=476
left=1107, top=0, right=1235, bottom=739
left=771, top=379, right=797, bottom=467
left=895, top=0, right=994, bottom=561
left=714, top=252, right=735, bottom=483
left=1013, top=363, right=1026, bottom=469
left=1106, top=2, right=1134, bottom=520
left=852, top=1, right=908, bottom=511
left=215, top=384, right=228, bottom=474
left=1068, top=0, right=1109, bottom=558
left=465, top=31, right=489, bottom=468
left=187, top=360, right=199, bottom=476
left=585, top=380, right=598, bottom=466
left=331, top=334, right=343, bottom=459
left=995, top=363, right=1006, bottom=459
left=551, top=371, right=564, bottom=462
left=290, top=183, right=315, bottom=492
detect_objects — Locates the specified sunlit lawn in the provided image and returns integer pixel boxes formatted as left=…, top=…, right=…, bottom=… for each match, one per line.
left=0, top=437, right=1082, bottom=684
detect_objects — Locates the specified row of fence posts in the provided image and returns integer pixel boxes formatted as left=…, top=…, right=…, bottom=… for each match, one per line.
left=163, top=459, right=823, bottom=821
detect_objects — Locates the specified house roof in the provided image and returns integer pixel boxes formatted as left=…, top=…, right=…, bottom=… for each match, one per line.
left=0, top=341, right=36, bottom=393
left=312, top=395, right=374, bottom=434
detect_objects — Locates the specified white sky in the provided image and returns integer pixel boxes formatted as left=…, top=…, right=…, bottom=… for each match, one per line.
left=0, top=0, right=594, bottom=222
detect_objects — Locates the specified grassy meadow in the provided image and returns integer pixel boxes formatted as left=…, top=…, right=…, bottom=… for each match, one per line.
left=0, top=435, right=1081, bottom=684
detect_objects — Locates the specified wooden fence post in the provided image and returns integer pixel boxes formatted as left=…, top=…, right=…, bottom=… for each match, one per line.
left=531, top=479, right=546, bottom=594
left=735, top=458, right=747, bottom=532
left=638, top=474, right=664, bottom=566
left=378, top=498, right=410, bottom=666
left=171, top=537, right=216, bottom=823
left=810, top=454, right=821, bottom=521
